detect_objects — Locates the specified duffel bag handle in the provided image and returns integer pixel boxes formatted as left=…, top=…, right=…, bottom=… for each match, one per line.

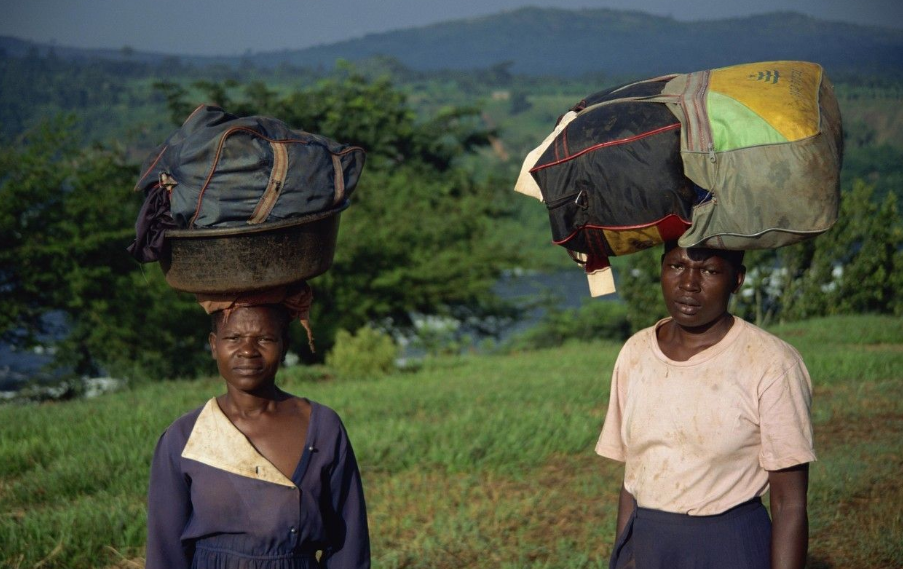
left=577, top=92, right=681, bottom=117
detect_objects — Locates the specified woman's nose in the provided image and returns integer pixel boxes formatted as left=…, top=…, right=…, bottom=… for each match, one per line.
left=679, top=268, right=701, bottom=290
left=237, top=338, right=259, bottom=356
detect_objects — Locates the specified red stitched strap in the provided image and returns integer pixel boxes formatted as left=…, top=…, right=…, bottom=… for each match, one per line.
left=531, top=123, right=680, bottom=172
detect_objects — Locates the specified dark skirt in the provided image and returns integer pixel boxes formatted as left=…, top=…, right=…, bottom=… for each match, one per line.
left=611, top=498, right=771, bottom=569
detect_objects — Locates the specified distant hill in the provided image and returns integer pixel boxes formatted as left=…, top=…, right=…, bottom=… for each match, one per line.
left=248, top=8, right=903, bottom=76
left=3, top=7, right=903, bottom=77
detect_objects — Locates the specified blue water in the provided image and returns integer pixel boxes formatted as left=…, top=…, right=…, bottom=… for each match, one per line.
left=0, top=343, right=55, bottom=390
left=493, top=268, right=621, bottom=340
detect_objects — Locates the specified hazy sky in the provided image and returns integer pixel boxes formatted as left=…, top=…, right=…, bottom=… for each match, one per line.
left=4, top=0, right=903, bottom=56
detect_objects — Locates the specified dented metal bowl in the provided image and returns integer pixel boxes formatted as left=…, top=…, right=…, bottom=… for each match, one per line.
left=160, top=202, right=347, bottom=294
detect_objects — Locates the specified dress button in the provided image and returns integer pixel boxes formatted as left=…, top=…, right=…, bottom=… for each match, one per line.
left=290, top=526, right=297, bottom=534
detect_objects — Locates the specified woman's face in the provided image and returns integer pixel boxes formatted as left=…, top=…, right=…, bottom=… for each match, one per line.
left=209, top=306, right=285, bottom=394
left=660, top=245, right=745, bottom=331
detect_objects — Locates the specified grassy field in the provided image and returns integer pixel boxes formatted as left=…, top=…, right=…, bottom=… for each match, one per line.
left=1, top=314, right=902, bottom=568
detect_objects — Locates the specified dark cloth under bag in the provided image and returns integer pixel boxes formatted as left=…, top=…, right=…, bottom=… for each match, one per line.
left=128, top=105, right=365, bottom=262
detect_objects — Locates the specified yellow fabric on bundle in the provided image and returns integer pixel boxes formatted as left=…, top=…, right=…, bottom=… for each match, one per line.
left=709, top=61, right=822, bottom=143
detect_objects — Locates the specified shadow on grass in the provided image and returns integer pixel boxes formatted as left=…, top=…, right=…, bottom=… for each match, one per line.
left=807, top=555, right=834, bottom=569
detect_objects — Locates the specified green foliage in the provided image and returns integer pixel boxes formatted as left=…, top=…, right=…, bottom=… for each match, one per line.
left=840, top=145, right=903, bottom=203
left=4, top=50, right=902, bottom=379
left=151, top=80, right=192, bottom=126
left=505, top=299, right=630, bottom=351
left=618, top=248, right=669, bottom=332
left=1, top=68, right=524, bottom=380
left=0, top=118, right=211, bottom=380
left=325, top=326, right=399, bottom=379
left=733, top=180, right=903, bottom=322
left=508, top=91, right=533, bottom=116
left=407, top=315, right=471, bottom=357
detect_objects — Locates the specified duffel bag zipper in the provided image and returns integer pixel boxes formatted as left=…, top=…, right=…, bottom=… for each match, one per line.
left=681, top=70, right=716, bottom=163
left=545, top=190, right=583, bottom=210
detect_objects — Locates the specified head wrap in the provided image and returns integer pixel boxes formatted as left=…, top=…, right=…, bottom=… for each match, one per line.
left=196, top=282, right=315, bottom=352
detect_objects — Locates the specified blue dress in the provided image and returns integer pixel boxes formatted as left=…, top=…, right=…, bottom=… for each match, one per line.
left=146, top=398, right=370, bottom=569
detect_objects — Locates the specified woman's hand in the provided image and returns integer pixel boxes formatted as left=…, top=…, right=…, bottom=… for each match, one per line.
left=615, top=483, right=636, bottom=540
left=768, top=463, right=809, bottom=569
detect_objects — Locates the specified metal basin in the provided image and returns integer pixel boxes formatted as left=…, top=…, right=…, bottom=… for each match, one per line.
left=160, top=203, right=346, bottom=294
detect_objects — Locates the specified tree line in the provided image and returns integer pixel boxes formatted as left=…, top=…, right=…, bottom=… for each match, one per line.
left=1, top=69, right=901, bottom=385
left=0, top=70, right=522, bottom=381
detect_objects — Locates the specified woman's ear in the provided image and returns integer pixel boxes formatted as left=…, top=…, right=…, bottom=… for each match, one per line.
left=733, top=265, right=747, bottom=294
left=209, top=332, right=218, bottom=359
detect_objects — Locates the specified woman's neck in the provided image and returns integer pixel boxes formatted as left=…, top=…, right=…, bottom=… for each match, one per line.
left=221, top=385, right=288, bottom=418
left=658, top=313, right=735, bottom=361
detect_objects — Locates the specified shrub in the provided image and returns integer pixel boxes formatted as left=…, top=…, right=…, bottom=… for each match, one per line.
left=326, top=326, right=399, bottom=379
left=506, top=299, right=631, bottom=351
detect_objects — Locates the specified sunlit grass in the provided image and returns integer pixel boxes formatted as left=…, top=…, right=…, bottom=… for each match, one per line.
left=1, top=315, right=901, bottom=568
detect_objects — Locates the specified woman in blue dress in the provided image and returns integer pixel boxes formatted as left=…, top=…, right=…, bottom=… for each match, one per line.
left=146, top=285, right=370, bottom=569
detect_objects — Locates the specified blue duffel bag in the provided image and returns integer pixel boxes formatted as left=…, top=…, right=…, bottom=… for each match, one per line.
left=128, top=105, right=365, bottom=263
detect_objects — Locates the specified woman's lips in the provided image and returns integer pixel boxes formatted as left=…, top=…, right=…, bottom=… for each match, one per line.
left=232, top=367, right=263, bottom=375
left=675, top=297, right=701, bottom=314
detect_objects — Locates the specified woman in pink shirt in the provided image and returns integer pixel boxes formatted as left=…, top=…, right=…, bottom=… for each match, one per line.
left=597, top=243, right=814, bottom=569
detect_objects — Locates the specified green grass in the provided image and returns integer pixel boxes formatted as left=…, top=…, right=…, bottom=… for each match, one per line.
left=1, top=315, right=901, bottom=568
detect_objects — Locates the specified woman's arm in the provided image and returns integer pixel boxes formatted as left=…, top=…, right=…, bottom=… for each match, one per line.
left=321, top=442, right=370, bottom=569
left=616, top=483, right=636, bottom=540
left=768, top=463, right=809, bottom=569
left=146, top=431, right=193, bottom=569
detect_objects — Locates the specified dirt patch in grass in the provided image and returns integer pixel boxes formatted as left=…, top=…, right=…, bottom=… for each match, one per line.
left=816, top=411, right=903, bottom=449
left=814, top=380, right=903, bottom=450
left=809, top=462, right=903, bottom=569
left=809, top=381, right=903, bottom=568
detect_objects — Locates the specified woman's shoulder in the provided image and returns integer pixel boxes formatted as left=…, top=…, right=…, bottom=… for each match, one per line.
left=734, top=318, right=804, bottom=362
left=618, top=321, right=661, bottom=356
left=149, top=400, right=210, bottom=462
left=308, top=399, right=348, bottom=432
left=304, top=399, right=360, bottom=459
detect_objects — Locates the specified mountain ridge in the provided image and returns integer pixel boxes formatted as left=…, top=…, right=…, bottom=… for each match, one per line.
left=3, top=7, right=902, bottom=77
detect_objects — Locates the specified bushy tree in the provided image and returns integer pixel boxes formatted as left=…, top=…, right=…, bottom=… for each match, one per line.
left=0, top=118, right=210, bottom=380
left=158, top=69, right=520, bottom=357
left=619, top=248, right=669, bottom=332
left=780, top=180, right=902, bottom=320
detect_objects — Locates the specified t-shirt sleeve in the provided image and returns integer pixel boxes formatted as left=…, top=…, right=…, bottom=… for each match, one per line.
left=758, top=352, right=817, bottom=471
left=596, top=348, right=628, bottom=462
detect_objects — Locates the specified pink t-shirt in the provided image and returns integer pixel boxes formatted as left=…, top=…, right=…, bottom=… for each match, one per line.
left=596, top=317, right=816, bottom=516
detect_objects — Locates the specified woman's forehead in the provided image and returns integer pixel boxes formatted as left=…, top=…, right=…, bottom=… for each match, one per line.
left=664, top=246, right=735, bottom=266
left=218, top=306, right=284, bottom=331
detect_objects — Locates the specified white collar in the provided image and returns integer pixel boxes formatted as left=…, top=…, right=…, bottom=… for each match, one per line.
left=181, top=398, right=296, bottom=487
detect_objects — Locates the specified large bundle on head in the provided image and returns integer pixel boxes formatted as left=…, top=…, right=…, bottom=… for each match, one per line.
left=128, top=105, right=365, bottom=294
left=516, top=60, right=843, bottom=296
